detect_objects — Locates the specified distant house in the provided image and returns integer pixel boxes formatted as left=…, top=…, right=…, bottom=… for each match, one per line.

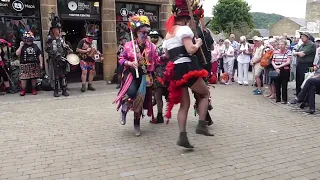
left=269, top=17, right=306, bottom=37
left=255, top=29, right=270, bottom=37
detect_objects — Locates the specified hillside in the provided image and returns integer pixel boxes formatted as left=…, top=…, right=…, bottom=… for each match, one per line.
left=251, top=12, right=284, bottom=29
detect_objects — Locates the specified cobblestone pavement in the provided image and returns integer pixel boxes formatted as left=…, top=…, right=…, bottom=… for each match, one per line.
left=0, top=82, right=320, bottom=180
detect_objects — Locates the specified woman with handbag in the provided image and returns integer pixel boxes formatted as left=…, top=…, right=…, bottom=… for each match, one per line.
left=271, top=40, right=292, bottom=104
left=114, top=15, right=158, bottom=136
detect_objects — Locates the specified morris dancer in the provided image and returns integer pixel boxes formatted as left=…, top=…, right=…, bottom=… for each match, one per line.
left=114, top=15, right=158, bottom=136
left=45, top=14, right=70, bottom=97
left=192, top=2, right=214, bottom=126
left=149, top=29, right=168, bottom=124
left=16, top=31, right=43, bottom=96
left=0, top=40, right=14, bottom=95
left=164, top=0, right=213, bottom=149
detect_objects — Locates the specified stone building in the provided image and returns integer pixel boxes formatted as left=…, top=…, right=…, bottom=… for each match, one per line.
left=0, top=0, right=171, bottom=82
left=305, top=0, right=320, bottom=36
left=269, top=17, right=306, bottom=37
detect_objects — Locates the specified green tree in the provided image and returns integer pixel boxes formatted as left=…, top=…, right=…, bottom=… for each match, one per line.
left=210, top=0, right=254, bottom=34
left=251, top=12, right=283, bottom=29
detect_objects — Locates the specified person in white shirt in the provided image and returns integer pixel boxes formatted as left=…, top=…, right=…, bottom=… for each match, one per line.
left=211, top=42, right=220, bottom=77
left=222, top=39, right=234, bottom=85
left=237, top=36, right=251, bottom=85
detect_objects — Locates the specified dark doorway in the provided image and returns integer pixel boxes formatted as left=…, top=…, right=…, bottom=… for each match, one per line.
left=61, top=20, right=103, bottom=83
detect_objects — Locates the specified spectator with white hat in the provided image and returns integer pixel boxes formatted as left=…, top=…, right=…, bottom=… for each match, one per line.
left=251, top=36, right=265, bottom=95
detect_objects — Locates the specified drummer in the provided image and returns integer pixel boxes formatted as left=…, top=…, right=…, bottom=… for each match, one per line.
left=45, top=14, right=70, bottom=97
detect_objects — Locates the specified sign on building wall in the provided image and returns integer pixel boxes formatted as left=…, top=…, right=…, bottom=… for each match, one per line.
left=115, top=2, right=159, bottom=42
left=306, top=21, right=320, bottom=34
left=0, top=0, right=40, bottom=17
left=58, top=0, right=101, bottom=20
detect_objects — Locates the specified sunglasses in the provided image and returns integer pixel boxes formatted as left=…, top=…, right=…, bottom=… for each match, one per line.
left=150, top=36, right=159, bottom=39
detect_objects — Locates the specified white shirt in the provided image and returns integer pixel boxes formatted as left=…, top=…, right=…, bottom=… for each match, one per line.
left=237, top=43, right=251, bottom=64
left=164, top=26, right=194, bottom=64
left=222, top=45, right=234, bottom=63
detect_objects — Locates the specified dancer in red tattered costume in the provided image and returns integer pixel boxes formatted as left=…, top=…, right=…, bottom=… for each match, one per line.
left=162, top=0, right=213, bottom=149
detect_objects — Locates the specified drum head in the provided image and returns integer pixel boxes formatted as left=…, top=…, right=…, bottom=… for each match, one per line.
left=66, top=54, right=80, bottom=65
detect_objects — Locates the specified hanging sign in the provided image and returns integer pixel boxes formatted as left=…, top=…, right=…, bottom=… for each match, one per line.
left=58, top=0, right=101, bottom=20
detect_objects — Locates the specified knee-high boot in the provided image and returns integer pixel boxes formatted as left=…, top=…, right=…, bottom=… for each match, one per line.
left=60, top=77, right=69, bottom=96
left=134, top=112, right=141, bottom=137
left=53, top=79, right=59, bottom=97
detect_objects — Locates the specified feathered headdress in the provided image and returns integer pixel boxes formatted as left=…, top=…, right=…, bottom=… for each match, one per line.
left=84, top=22, right=99, bottom=37
left=127, top=15, right=150, bottom=31
left=49, top=13, right=61, bottom=29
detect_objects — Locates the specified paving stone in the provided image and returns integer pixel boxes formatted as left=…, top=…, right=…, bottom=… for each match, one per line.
left=0, top=83, right=320, bottom=179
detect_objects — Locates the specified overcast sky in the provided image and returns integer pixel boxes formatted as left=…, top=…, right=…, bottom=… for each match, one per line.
left=204, top=0, right=307, bottom=18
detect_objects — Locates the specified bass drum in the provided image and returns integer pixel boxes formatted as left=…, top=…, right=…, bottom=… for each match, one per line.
left=66, top=53, right=80, bottom=65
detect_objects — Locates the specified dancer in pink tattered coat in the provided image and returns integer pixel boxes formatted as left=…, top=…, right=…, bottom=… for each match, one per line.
left=114, top=15, right=159, bottom=136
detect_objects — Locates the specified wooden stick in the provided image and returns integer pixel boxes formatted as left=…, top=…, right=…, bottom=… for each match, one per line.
left=130, top=30, right=139, bottom=78
left=185, top=0, right=207, bottom=64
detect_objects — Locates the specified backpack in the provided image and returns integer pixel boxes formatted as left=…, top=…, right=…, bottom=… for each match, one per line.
left=260, top=49, right=274, bottom=68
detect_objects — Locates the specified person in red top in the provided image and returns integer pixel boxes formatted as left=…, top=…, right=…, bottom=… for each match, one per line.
left=271, top=40, right=292, bottom=104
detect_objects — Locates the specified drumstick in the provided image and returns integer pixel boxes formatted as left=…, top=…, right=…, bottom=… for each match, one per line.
left=130, top=30, right=139, bottom=78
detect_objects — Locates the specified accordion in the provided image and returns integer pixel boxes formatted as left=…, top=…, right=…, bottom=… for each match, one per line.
left=87, top=48, right=98, bottom=59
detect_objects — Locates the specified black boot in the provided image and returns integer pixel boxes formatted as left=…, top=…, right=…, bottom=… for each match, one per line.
left=206, top=112, right=213, bottom=126
left=60, top=77, right=69, bottom=97
left=5, top=87, right=14, bottom=94
left=196, top=120, right=214, bottom=136
left=81, top=84, right=86, bottom=92
left=156, top=113, right=164, bottom=123
left=134, top=114, right=141, bottom=137
left=87, top=83, right=96, bottom=91
left=177, top=132, right=194, bottom=148
left=53, top=80, right=59, bottom=97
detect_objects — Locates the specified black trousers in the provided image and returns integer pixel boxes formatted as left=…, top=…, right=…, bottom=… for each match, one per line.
left=0, top=65, right=9, bottom=82
left=275, top=69, right=290, bottom=102
left=297, top=77, right=320, bottom=110
left=296, top=63, right=313, bottom=95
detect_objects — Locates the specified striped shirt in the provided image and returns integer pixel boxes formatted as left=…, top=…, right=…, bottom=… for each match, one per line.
left=272, top=49, right=292, bottom=69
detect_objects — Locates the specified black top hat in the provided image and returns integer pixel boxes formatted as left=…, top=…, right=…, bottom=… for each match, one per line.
left=49, top=13, right=61, bottom=29
left=119, top=36, right=126, bottom=40
left=149, top=29, right=163, bottom=39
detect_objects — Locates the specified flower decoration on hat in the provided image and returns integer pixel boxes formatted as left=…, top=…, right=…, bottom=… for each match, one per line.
left=127, top=15, right=150, bottom=31
left=192, top=0, right=204, bottom=19
left=84, top=22, right=99, bottom=37
left=23, top=31, right=35, bottom=41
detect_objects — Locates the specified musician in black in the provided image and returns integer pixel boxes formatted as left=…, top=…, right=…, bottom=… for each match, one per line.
left=193, top=4, right=215, bottom=126
left=45, top=14, right=70, bottom=97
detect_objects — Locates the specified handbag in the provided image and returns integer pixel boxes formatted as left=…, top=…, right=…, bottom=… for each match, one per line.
left=301, top=67, right=315, bottom=89
left=268, top=70, right=279, bottom=79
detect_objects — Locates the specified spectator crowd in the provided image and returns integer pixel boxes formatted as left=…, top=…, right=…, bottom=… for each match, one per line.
left=210, top=33, right=320, bottom=114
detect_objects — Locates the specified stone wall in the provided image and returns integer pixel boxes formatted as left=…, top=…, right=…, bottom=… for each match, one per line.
left=306, top=0, right=320, bottom=22
left=101, top=0, right=117, bottom=81
left=269, top=18, right=301, bottom=37
left=40, top=0, right=58, bottom=75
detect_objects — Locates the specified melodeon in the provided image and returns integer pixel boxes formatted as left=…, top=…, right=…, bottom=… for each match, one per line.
left=87, top=48, right=103, bottom=61
left=87, top=48, right=98, bottom=59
